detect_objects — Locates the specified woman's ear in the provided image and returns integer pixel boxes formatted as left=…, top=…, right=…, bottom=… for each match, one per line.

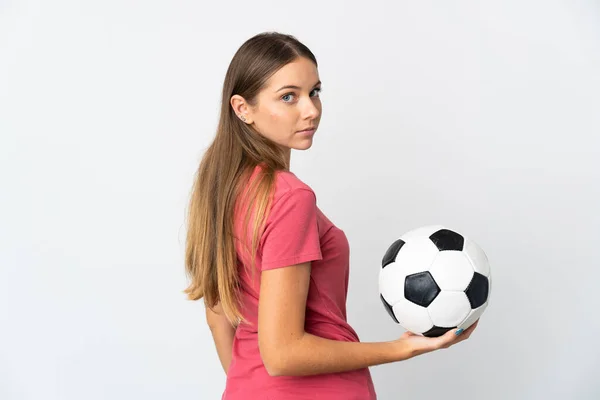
left=230, top=94, right=253, bottom=124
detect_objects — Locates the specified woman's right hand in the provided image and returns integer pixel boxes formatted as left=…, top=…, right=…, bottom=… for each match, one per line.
left=392, top=320, right=479, bottom=360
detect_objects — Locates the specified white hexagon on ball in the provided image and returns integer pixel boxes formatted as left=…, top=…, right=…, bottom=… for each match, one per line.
left=463, top=238, right=491, bottom=277
left=392, top=299, right=434, bottom=334
left=427, top=291, right=471, bottom=328
left=429, top=251, right=474, bottom=291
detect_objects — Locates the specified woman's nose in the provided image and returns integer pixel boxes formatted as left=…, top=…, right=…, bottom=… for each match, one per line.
left=302, top=101, right=320, bottom=120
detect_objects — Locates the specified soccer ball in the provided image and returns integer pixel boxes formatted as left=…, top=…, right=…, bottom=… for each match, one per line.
left=379, top=225, right=491, bottom=337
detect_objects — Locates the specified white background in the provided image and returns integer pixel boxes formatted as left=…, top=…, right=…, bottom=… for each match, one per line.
left=1, top=1, right=599, bottom=399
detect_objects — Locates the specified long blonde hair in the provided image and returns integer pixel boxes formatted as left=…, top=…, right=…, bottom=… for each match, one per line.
left=183, top=32, right=319, bottom=326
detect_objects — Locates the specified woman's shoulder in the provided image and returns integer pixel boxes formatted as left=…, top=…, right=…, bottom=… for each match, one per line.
left=251, top=163, right=315, bottom=198
left=274, top=169, right=314, bottom=196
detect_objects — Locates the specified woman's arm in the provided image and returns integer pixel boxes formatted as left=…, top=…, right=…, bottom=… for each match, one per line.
left=265, top=331, right=407, bottom=376
left=206, top=303, right=236, bottom=374
left=258, top=261, right=411, bottom=376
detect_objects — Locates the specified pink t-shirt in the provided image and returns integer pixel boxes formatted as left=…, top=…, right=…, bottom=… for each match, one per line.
left=221, top=166, right=377, bottom=400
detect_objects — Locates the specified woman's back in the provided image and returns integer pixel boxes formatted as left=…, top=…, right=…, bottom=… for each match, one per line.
left=222, top=165, right=376, bottom=400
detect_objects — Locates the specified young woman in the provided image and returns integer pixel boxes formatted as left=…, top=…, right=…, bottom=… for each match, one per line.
left=184, top=31, right=478, bottom=400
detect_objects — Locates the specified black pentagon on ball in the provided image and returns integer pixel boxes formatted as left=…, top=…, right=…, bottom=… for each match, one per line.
left=380, top=294, right=399, bottom=323
left=404, top=271, right=440, bottom=307
left=465, top=272, right=489, bottom=308
left=381, top=238, right=405, bottom=268
left=423, top=326, right=455, bottom=338
left=429, top=229, right=464, bottom=251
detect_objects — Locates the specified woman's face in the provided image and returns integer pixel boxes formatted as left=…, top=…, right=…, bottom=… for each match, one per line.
left=231, top=57, right=322, bottom=153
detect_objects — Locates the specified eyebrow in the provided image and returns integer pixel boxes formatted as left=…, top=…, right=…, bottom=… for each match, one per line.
left=275, top=80, right=322, bottom=92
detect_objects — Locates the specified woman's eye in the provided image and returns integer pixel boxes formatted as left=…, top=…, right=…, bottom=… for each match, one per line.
left=281, top=88, right=322, bottom=103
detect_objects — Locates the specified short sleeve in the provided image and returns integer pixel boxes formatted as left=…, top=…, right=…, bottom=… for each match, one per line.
left=259, top=188, right=323, bottom=271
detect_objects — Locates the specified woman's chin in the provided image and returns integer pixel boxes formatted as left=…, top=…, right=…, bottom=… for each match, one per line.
left=293, top=139, right=314, bottom=150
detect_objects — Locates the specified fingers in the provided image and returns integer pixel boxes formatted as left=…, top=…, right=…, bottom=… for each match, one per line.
left=454, top=321, right=478, bottom=341
left=397, top=319, right=480, bottom=353
left=436, top=320, right=480, bottom=349
left=430, top=329, right=458, bottom=349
